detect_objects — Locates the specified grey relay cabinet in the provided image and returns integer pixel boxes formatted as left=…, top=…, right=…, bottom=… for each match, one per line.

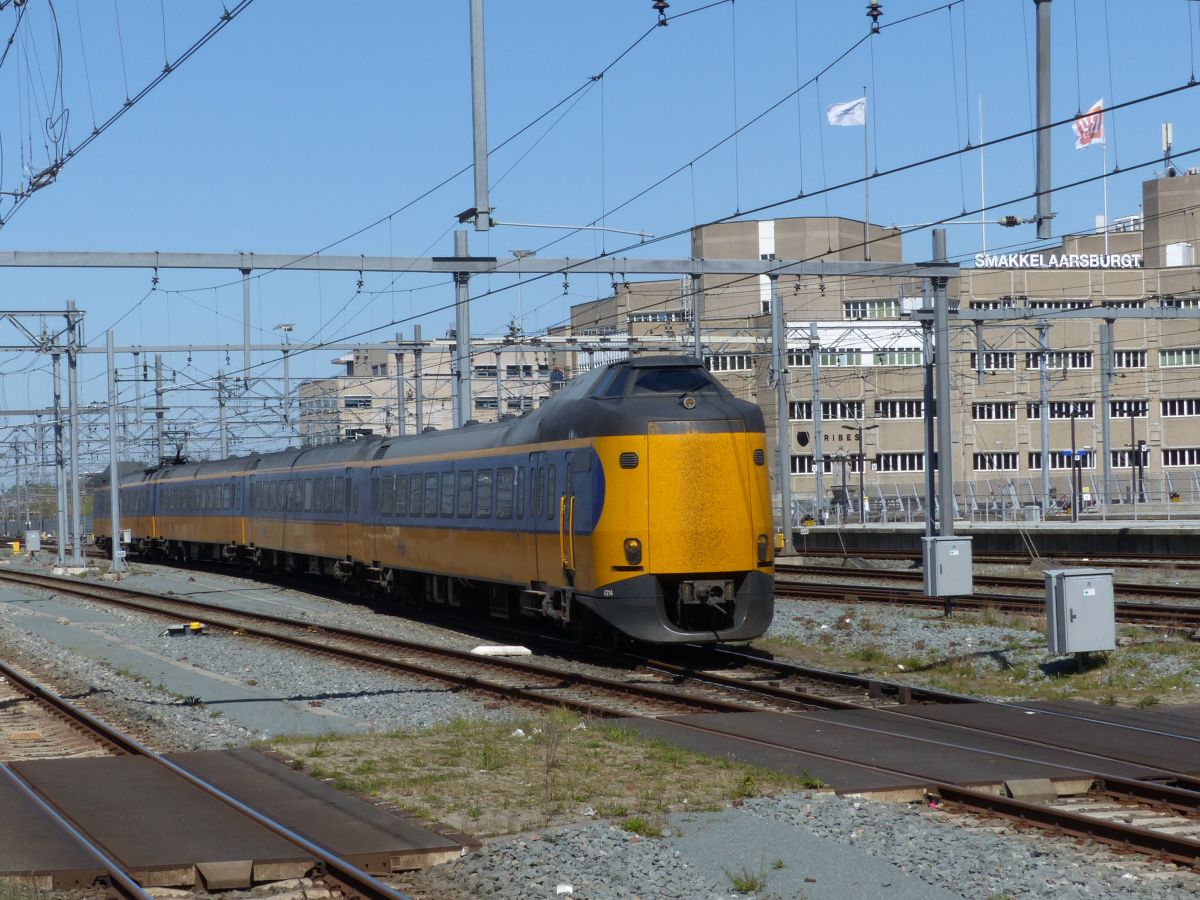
left=921, top=536, right=973, bottom=597
left=1044, top=568, right=1115, bottom=654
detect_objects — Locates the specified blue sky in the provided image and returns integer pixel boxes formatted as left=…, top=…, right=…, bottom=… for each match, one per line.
left=1, top=0, right=1198, bottom=415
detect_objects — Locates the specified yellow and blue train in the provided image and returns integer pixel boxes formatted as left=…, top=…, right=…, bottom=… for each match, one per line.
left=93, top=356, right=775, bottom=644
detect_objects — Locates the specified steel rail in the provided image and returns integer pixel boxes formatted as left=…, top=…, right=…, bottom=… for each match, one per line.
left=0, top=657, right=407, bottom=900
left=779, top=562, right=1200, bottom=601
left=773, top=579, right=1200, bottom=627
left=644, top=652, right=1200, bottom=794
left=662, top=715, right=1200, bottom=865
left=0, top=570, right=763, bottom=718
left=0, top=764, right=149, bottom=899
left=9, top=571, right=1200, bottom=868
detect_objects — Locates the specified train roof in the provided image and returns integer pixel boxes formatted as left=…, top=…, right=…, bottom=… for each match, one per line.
left=113, top=355, right=756, bottom=484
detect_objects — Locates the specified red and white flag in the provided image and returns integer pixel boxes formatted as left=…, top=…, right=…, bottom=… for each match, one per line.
left=1073, top=99, right=1105, bottom=150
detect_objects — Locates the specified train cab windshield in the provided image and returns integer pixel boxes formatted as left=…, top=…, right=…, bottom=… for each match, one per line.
left=629, top=367, right=717, bottom=396
left=592, top=363, right=723, bottom=399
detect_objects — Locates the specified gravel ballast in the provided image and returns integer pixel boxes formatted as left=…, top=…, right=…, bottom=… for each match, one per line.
left=407, top=792, right=1200, bottom=899
left=4, top=556, right=1200, bottom=898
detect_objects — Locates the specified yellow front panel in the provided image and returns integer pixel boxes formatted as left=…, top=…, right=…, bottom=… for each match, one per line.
left=644, top=427, right=770, bottom=573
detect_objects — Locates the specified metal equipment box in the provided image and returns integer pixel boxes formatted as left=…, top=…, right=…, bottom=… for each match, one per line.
left=921, top=536, right=973, bottom=596
left=1045, top=568, right=1115, bottom=654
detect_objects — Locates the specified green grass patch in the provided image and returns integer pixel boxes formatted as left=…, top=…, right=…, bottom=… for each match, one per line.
left=264, top=714, right=814, bottom=839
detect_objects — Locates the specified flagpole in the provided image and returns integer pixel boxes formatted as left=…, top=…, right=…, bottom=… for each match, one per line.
left=1102, top=139, right=1109, bottom=255
left=863, top=85, right=870, bottom=262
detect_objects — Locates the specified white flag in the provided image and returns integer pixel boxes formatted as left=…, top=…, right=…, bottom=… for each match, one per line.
left=826, top=97, right=866, bottom=127
left=1073, top=98, right=1104, bottom=150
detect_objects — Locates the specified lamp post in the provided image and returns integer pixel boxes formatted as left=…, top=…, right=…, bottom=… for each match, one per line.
left=834, top=448, right=849, bottom=521
left=1069, top=404, right=1079, bottom=524
left=842, top=423, right=879, bottom=524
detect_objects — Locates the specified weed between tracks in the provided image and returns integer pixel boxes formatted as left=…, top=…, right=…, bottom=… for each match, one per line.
left=264, top=709, right=814, bottom=839
left=759, top=603, right=1200, bottom=707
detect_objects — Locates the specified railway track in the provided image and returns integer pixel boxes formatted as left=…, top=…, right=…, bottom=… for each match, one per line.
left=0, top=657, right=405, bottom=899
left=798, top=548, right=1200, bottom=571
left=773, top=573, right=1200, bottom=628
left=6, top=567, right=1200, bottom=870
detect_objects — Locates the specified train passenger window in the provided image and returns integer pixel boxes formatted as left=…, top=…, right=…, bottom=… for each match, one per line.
left=440, top=472, right=455, bottom=517
left=476, top=470, right=493, bottom=518
left=496, top=469, right=514, bottom=519
left=314, top=479, right=325, bottom=512
left=546, top=465, right=557, bottom=520
left=380, top=476, right=396, bottom=516
left=395, top=476, right=408, bottom=516
left=305, top=480, right=314, bottom=512
left=335, top=478, right=345, bottom=513
left=370, top=475, right=381, bottom=515
left=515, top=467, right=526, bottom=519
left=409, top=476, right=423, bottom=518
left=456, top=470, right=473, bottom=517
left=423, top=474, right=439, bottom=517
left=532, top=467, right=543, bottom=517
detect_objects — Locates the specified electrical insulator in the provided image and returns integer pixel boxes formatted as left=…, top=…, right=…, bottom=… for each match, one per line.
left=998, top=216, right=1021, bottom=228
left=866, top=1, right=883, bottom=34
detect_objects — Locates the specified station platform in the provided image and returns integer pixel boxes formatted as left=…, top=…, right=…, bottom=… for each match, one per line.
left=793, top=517, right=1200, bottom=558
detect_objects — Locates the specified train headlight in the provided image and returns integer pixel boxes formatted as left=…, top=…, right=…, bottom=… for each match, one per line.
left=757, top=534, right=769, bottom=563
left=623, top=537, right=643, bottom=565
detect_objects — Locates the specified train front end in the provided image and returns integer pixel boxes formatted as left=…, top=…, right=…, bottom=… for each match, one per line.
left=573, top=357, right=775, bottom=643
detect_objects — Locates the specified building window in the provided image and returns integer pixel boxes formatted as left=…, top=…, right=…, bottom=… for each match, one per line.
left=344, top=395, right=372, bottom=408
left=969, top=351, right=1015, bottom=370
left=1162, top=297, right=1200, bottom=309
left=876, top=453, right=925, bottom=472
left=474, top=396, right=499, bottom=410
left=821, top=401, right=864, bottom=420
left=629, top=311, right=686, bottom=323
left=789, top=401, right=812, bottom=421
left=1030, top=450, right=1094, bottom=470
left=972, top=402, right=1016, bottom=420
left=474, top=365, right=497, bottom=378
left=1026, top=401, right=1093, bottom=419
left=1160, top=348, right=1200, bottom=367
left=843, top=299, right=899, bottom=320
left=1025, top=350, right=1093, bottom=369
left=788, top=349, right=864, bottom=367
left=1102, top=299, right=1146, bottom=309
left=973, top=452, right=1018, bottom=471
left=1114, top=350, right=1147, bottom=368
left=791, top=455, right=864, bottom=474
left=1162, top=448, right=1200, bottom=466
left=969, top=298, right=1015, bottom=310
left=872, top=348, right=922, bottom=366
left=507, top=397, right=535, bottom=412
left=1110, top=399, right=1148, bottom=417
left=874, top=399, right=926, bottom=419
left=1110, top=447, right=1149, bottom=468
left=1162, top=398, right=1200, bottom=417
left=1027, top=299, right=1091, bottom=310
left=705, top=353, right=753, bottom=372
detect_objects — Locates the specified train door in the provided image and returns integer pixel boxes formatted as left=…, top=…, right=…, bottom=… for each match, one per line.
left=560, top=452, right=585, bottom=585
left=368, top=467, right=381, bottom=564
left=527, top=451, right=546, bottom=583
left=341, top=467, right=353, bottom=561
left=562, top=451, right=593, bottom=586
